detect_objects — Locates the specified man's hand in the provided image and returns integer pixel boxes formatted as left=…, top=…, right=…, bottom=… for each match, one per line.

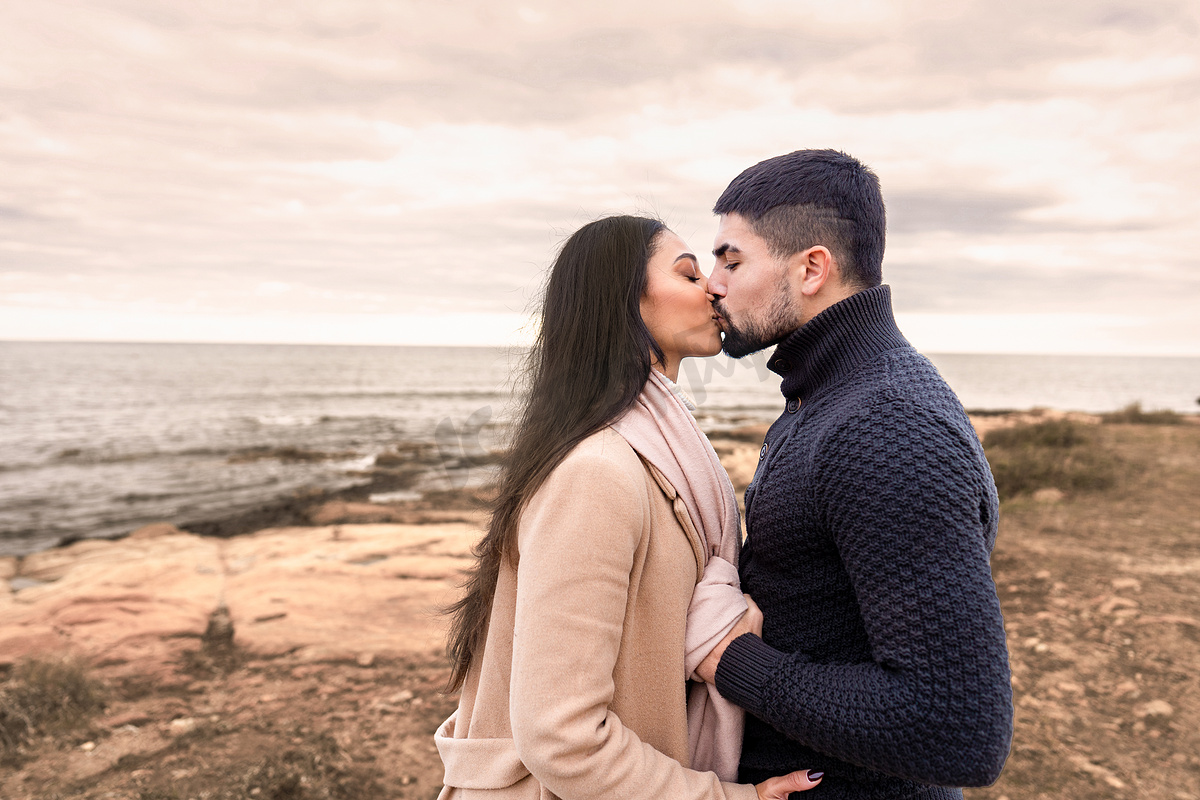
left=695, top=594, right=762, bottom=684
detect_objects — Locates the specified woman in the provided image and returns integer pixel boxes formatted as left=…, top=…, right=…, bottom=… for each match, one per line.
left=436, top=216, right=821, bottom=800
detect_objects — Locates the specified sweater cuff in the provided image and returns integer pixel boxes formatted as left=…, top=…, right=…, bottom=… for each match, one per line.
left=713, top=633, right=783, bottom=714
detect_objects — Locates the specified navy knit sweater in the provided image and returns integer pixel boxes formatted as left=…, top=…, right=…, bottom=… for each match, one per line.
left=714, top=286, right=1013, bottom=799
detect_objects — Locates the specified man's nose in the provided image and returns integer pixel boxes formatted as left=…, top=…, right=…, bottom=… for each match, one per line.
left=707, top=269, right=726, bottom=298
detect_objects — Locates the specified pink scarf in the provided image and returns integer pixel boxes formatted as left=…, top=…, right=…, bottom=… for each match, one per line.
left=610, top=369, right=747, bottom=781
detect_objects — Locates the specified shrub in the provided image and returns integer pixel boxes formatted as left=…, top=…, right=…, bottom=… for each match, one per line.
left=1100, top=402, right=1183, bottom=425
left=0, top=658, right=105, bottom=761
left=983, top=419, right=1123, bottom=501
left=983, top=418, right=1090, bottom=449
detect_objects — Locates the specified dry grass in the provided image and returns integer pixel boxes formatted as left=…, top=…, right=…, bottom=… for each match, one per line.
left=983, top=419, right=1128, bottom=500
left=0, top=658, right=105, bottom=763
left=1099, top=402, right=1184, bottom=425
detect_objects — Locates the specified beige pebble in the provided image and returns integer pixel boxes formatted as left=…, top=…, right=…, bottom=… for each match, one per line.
left=168, top=717, right=197, bottom=736
left=1136, top=699, right=1174, bottom=719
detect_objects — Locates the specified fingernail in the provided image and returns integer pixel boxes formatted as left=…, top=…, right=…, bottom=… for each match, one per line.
left=807, top=770, right=824, bottom=781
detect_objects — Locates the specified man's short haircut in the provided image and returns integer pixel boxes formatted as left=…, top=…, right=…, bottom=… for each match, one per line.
left=713, top=149, right=886, bottom=289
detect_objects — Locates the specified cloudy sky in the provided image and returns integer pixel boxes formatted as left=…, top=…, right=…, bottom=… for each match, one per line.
left=2, top=0, right=1198, bottom=354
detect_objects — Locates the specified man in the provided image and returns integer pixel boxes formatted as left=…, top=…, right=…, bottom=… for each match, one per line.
left=695, top=150, right=1013, bottom=798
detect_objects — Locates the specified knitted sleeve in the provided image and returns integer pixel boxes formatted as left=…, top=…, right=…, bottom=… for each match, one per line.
left=714, top=399, right=1013, bottom=787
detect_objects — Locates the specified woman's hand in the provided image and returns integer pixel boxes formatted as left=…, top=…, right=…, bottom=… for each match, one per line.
left=742, top=593, right=763, bottom=636
left=695, top=594, right=763, bottom=683
left=755, top=769, right=824, bottom=798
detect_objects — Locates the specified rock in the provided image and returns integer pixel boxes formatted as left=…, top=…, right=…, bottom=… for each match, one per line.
left=1098, top=596, right=1138, bottom=615
left=356, top=652, right=376, bottom=668
left=1032, top=487, right=1064, bottom=503
left=0, top=556, right=16, bottom=580
left=168, top=718, right=197, bottom=736
left=1135, top=699, right=1174, bottom=720
left=1067, top=752, right=1125, bottom=789
left=0, top=533, right=225, bottom=678
left=221, top=524, right=476, bottom=660
left=1111, top=577, right=1142, bottom=592
left=309, top=501, right=403, bottom=525
left=128, top=522, right=187, bottom=540
left=102, top=711, right=153, bottom=729
left=0, top=522, right=479, bottom=684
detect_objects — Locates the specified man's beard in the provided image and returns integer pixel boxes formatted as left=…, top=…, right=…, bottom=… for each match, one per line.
left=715, top=288, right=801, bottom=359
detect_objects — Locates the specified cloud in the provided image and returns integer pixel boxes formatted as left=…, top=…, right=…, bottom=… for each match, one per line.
left=1, top=0, right=1198, bottom=353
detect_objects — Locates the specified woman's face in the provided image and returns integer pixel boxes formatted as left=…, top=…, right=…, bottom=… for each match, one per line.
left=640, top=230, right=723, bottom=377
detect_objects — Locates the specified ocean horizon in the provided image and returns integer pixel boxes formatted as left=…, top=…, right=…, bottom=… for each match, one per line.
left=2, top=340, right=1198, bottom=558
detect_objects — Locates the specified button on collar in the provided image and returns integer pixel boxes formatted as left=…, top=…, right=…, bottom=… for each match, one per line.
left=786, top=398, right=800, bottom=414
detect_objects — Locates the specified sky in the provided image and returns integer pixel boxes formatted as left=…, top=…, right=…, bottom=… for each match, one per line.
left=1, top=0, right=1198, bottom=355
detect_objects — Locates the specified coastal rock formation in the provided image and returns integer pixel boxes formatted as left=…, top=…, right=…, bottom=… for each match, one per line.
left=0, top=522, right=477, bottom=684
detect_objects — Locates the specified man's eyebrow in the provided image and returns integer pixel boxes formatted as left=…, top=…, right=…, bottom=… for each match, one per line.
left=713, top=243, right=741, bottom=257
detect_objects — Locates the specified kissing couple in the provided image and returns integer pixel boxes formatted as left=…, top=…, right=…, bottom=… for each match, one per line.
left=435, top=149, right=1014, bottom=800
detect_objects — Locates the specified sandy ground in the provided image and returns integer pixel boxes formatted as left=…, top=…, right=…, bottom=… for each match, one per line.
left=1, top=416, right=1198, bottom=800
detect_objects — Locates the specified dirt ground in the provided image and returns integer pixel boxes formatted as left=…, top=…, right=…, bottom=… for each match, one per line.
left=2, top=417, right=1198, bottom=800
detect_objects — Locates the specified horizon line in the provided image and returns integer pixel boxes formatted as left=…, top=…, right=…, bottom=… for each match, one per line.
left=3, top=338, right=1199, bottom=359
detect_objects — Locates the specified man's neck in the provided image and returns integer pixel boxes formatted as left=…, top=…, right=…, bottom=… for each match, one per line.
left=797, top=282, right=860, bottom=327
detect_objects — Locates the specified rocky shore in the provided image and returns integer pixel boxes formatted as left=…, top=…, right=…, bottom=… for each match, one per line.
left=2, top=413, right=1198, bottom=800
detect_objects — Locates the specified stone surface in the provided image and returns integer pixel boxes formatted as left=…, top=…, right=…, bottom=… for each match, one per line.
left=0, top=523, right=479, bottom=681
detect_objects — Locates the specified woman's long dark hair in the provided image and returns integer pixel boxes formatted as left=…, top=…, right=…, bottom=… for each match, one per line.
left=444, top=215, right=666, bottom=691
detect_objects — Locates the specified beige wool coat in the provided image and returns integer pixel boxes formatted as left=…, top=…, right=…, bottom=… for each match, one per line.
left=436, top=427, right=757, bottom=800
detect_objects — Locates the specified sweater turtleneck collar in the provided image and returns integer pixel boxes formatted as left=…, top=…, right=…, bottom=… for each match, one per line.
left=767, top=284, right=909, bottom=402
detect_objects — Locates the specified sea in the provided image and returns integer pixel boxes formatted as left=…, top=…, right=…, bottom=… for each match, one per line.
left=2, top=341, right=1198, bottom=558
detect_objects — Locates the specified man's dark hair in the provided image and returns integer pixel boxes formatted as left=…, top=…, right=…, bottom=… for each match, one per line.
left=713, top=149, right=886, bottom=289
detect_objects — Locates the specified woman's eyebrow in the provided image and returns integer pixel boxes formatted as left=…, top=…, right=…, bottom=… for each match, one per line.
left=674, top=253, right=699, bottom=265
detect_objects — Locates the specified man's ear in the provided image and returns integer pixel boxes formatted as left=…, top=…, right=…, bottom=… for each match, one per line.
left=786, top=246, right=835, bottom=297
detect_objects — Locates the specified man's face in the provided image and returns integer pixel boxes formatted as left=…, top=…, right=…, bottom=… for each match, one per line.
left=709, top=213, right=802, bottom=359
